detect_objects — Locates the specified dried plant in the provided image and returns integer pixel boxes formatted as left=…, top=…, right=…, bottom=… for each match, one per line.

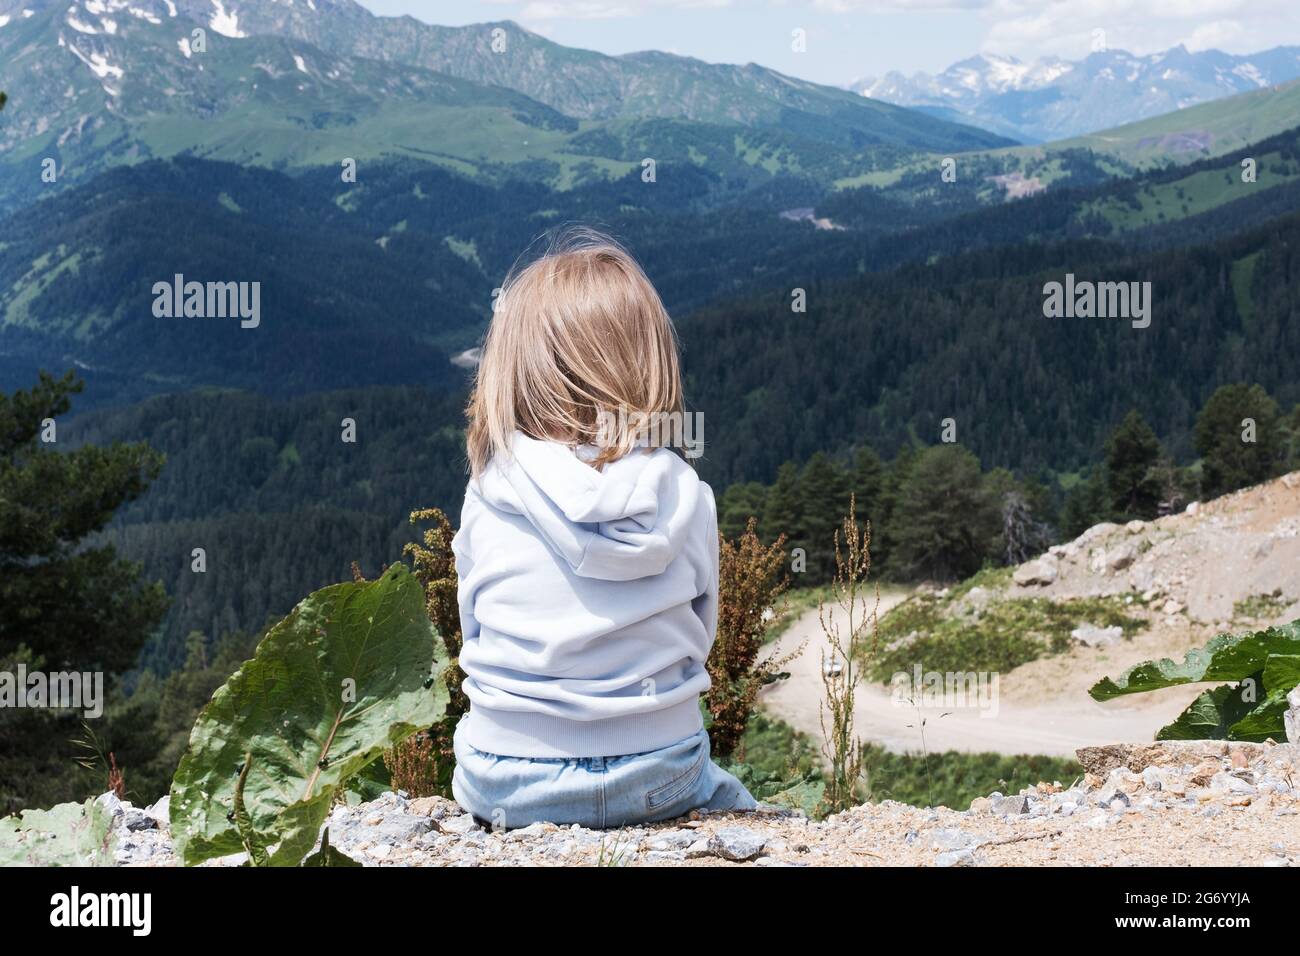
left=373, top=507, right=468, bottom=797
left=71, top=721, right=127, bottom=801
left=383, top=730, right=441, bottom=798
left=706, top=518, right=802, bottom=759
left=818, top=494, right=879, bottom=816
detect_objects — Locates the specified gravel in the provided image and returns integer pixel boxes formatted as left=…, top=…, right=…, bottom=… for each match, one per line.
left=107, top=741, right=1300, bottom=867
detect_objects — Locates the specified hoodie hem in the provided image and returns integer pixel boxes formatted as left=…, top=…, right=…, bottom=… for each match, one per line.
left=460, top=698, right=705, bottom=759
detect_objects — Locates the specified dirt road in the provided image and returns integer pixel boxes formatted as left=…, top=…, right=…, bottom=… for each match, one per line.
left=759, top=593, right=1205, bottom=758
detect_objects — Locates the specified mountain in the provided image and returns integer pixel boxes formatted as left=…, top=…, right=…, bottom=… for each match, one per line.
left=853, top=45, right=1300, bottom=143
left=1055, top=77, right=1300, bottom=166
left=161, top=0, right=1013, bottom=149
left=0, top=0, right=1012, bottom=210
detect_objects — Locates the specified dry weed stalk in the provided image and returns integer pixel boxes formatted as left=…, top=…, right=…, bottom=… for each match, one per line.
left=818, top=494, right=879, bottom=815
left=706, top=518, right=802, bottom=759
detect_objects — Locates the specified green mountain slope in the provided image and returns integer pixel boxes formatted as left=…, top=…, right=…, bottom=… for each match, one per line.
left=0, top=0, right=1012, bottom=211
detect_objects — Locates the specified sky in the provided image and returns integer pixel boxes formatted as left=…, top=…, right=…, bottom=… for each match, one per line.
left=356, top=0, right=1300, bottom=86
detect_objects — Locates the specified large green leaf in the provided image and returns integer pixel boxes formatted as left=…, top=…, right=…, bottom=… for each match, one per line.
left=1089, top=621, right=1300, bottom=700
left=1228, top=654, right=1300, bottom=741
left=0, top=798, right=116, bottom=867
left=169, top=564, right=446, bottom=866
left=1154, top=674, right=1263, bottom=740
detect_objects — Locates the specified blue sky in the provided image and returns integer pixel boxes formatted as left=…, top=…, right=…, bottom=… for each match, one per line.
left=356, top=1, right=1300, bottom=85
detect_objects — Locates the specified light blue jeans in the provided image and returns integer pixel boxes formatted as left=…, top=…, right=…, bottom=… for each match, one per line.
left=452, top=720, right=757, bottom=830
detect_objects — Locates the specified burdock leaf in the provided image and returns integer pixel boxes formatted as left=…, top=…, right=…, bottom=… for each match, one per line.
left=1154, top=673, right=1263, bottom=740
left=169, top=564, right=446, bottom=866
left=0, top=798, right=116, bottom=867
left=1089, top=621, right=1300, bottom=701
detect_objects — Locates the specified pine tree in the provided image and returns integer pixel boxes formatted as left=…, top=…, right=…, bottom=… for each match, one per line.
left=891, top=445, right=999, bottom=581
left=0, top=371, right=168, bottom=813
left=800, top=452, right=849, bottom=580
left=718, top=481, right=768, bottom=541
left=850, top=445, right=885, bottom=529
left=1194, top=383, right=1283, bottom=499
left=1104, top=409, right=1163, bottom=520
left=761, top=461, right=803, bottom=565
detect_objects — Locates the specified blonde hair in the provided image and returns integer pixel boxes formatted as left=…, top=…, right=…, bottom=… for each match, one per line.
left=465, top=228, right=685, bottom=476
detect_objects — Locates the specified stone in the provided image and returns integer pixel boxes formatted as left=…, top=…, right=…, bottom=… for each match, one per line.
left=1125, top=520, right=1146, bottom=533
left=1285, top=686, right=1300, bottom=744
left=121, top=808, right=157, bottom=832
left=929, top=828, right=979, bottom=852
left=1097, top=788, right=1130, bottom=810
left=967, top=797, right=991, bottom=814
left=1209, top=772, right=1255, bottom=796
left=991, top=795, right=1029, bottom=816
left=376, top=815, right=436, bottom=842
left=1106, top=543, right=1138, bottom=572
left=1162, top=598, right=1185, bottom=615
left=440, top=814, right=482, bottom=835
left=936, top=847, right=978, bottom=867
left=707, top=826, right=766, bottom=862
left=645, top=829, right=698, bottom=851
left=95, top=792, right=126, bottom=821
left=504, top=821, right=552, bottom=841
left=1014, top=558, right=1057, bottom=586
left=685, top=838, right=714, bottom=859
left=1071, top=624, right=1123, bottom=647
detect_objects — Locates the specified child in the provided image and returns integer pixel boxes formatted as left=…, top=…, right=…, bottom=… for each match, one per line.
left=450, top=230, right=757, bottom=830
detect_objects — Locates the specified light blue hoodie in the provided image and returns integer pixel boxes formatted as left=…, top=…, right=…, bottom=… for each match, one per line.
left=452, top=432, right=717, bottom=758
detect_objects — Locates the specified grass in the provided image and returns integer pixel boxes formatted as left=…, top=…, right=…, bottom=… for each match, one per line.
left=1234, top=589, right=1291, bottom=620
left=861, top=744, right=1082, bottom=811
left=867, top=589, right=1144, bottom=681
left=736, top=710, right=1082, bottom=815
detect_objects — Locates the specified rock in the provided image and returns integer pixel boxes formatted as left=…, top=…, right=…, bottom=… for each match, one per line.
left=504, top=821, right=552, bottom=841
left=121, top=808, right=157, bottom=832
left=1141, top=767, right=1164, bottom=791
left=1162, top=598, right=1185, bottom=615
left=929, top=828, right=979, bottom=852
left=1097, top=788, right=1130, bottom=810
left=145, top=795, right=170, bottom=828
left=440, top=814, right=482, bottom=835
left=707, top=826, right=766, bottom=862
left=1209, top=772, right=1256, bottom=796
left=1285, top=686, right=1300, bottom=743
left=645, top=829, right=699, bottom=852
left=1013, top=558, right=1057, bottom=587
left=95, top=792, right=126, bottom=821
left=967, top=797, right=991, bottom=814
left=1125, top=520, right=1146, bottom=534
left=377, top=815, right=436, bottom=843
left=1071, top=624, right=1123, bottom=647
left=936, top=847, right=978, bottom=867
left=1106, top=543, right=1138, bottom=572
left=991, top=795, right=1029, bottom=816
left=685, top=838, right=713, bottom=859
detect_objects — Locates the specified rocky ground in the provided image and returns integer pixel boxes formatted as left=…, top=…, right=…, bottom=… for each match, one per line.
left=110, top=741, right=1299, bottom=867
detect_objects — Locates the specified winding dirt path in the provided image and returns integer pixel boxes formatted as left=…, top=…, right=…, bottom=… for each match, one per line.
left=759, top=593, right=1205, bottom=758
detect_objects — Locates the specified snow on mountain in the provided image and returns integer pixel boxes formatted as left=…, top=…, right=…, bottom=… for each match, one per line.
left=852, top=45, right=1300, bottom=143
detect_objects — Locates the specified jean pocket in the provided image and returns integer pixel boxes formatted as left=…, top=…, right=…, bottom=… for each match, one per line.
left=645, top=746, right=708, bottom=812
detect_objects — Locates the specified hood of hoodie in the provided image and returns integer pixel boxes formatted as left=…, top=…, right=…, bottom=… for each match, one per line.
left=472, top=432, right=705, bottom=582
